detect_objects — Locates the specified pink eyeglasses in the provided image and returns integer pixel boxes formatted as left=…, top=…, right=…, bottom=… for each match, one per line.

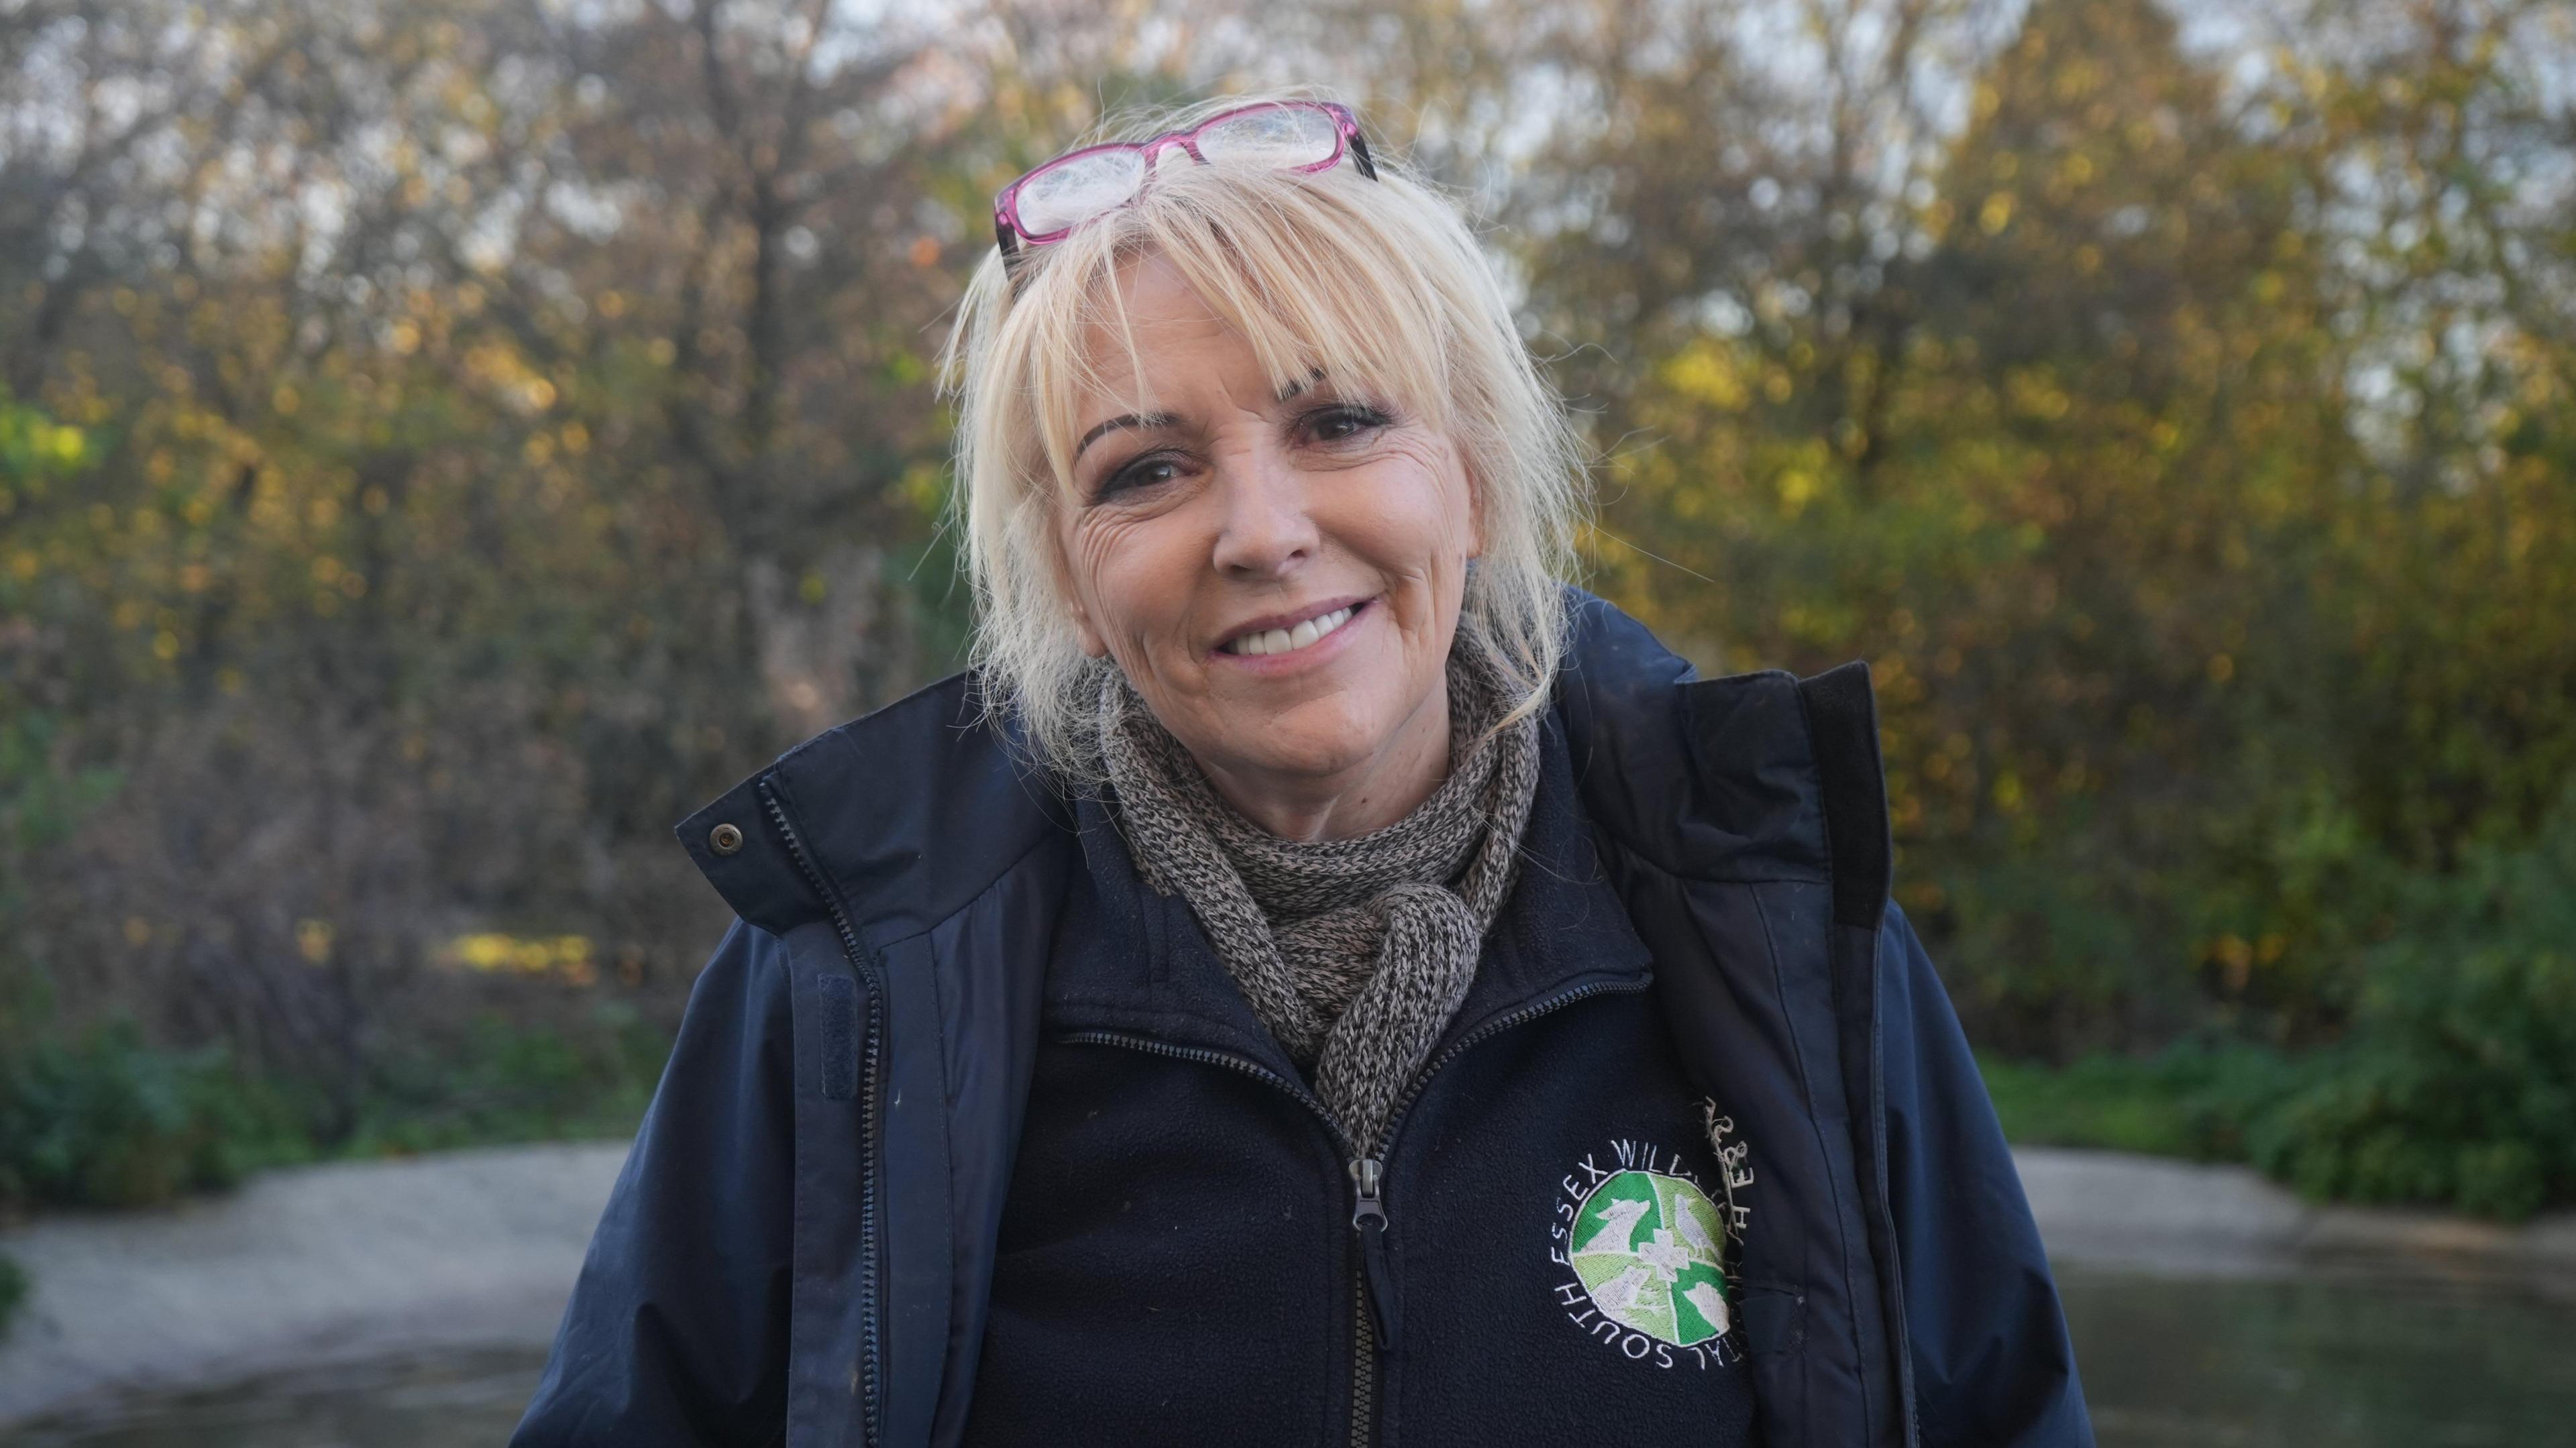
left=992, top=99, right=1379, bottom=258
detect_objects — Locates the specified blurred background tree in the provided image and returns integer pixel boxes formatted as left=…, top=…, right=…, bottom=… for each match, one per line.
left=1, top=0, right=2569, bottom=1215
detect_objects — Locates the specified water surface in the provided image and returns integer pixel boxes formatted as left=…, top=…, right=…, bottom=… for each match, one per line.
left=3, top=1349, right=540, bottom=1448
left=2058, top=1266, right=2576, bottom=1447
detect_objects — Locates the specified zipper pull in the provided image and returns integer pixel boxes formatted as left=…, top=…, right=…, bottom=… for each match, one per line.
left=1349, top=1156, right=1386, bottom=1229
left=1349, top=1157, right=1395, bottom=1350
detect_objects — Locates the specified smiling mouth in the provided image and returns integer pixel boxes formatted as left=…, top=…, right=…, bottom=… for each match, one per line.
left=1219, top=602, right=1363, bottom=657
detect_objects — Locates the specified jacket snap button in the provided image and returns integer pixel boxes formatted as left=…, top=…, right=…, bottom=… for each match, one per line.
left=708, top=822, right=745, bottom=856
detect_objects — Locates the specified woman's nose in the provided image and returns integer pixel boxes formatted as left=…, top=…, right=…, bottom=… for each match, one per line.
left=1208, top=450, right=1320, bottom=580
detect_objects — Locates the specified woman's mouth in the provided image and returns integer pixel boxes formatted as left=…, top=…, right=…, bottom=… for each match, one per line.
left=1218, top=600, right=1365, bottom=657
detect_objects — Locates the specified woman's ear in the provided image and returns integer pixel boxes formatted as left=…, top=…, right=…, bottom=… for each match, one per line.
left=1462, top=452, right=1487, bottom=561
left=1069, top=598, right=1110, bottom=659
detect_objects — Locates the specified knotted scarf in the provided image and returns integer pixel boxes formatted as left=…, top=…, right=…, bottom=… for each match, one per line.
left=1094, top=640, right=1541, bottom=1155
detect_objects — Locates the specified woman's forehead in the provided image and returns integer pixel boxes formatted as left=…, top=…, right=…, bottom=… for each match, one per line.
left=1071, top=256, right=1251, bottom=404
left=1061, top=252, right=1394, bottom=425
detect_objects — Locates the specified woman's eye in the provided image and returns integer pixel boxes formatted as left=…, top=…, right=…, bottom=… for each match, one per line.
left=1097, top=454, right=1181, bottom=499
left=1307, top=405, right=1389, bottom=443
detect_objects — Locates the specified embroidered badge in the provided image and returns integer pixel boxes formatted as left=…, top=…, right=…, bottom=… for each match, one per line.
left=1548, top=1131, right=1750, bottom=1370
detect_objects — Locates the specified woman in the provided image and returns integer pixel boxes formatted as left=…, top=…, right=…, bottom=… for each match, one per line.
left=512, top=91, right=2092, bottom=1447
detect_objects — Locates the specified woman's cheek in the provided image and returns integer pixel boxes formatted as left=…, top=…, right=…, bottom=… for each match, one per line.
left=1063, top=517, right=1142, bottom=659
left=1069, top=512, right=1191, bottom=666
left=1360, top=439, right=1476, bottom=568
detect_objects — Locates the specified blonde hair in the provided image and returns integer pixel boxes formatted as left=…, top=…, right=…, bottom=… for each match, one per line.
left=938, top=88, right=1590, bottom=768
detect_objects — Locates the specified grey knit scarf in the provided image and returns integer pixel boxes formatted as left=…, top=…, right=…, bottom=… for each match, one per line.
left=1095, top=643, right=1542, bottom=1156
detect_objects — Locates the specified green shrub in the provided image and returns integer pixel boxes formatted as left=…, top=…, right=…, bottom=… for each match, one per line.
left=1981, top=1037, right=2302, bottom=1162
left=1980, top=1050, right=2206, bottom=1159
left=0, top=1251, right=25, bottom=1343
left=0, top=1005, right=669, bottom=1213
left=2228, top=793, right=2576, bottom=1221
left=343, top=1005, right=670, bottom=1155
left=0, top=1021, right=302, bottom=1210
left=1986, top=789, right=2576, bottom=1221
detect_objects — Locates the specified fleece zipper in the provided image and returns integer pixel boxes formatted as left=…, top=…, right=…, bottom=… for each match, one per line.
left=1064, top=971, right=1650, bottom=1447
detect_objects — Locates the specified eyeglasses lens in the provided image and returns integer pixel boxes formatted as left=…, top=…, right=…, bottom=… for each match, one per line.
left=1011, top=106, right=1346, bottom=242
left=1195, top=105, right=1340, bottom=168
left=1016, top=148, right=1149, bottom=237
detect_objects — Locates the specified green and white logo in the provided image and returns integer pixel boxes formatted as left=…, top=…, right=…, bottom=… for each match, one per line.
left=1549, top=1136, right=1746, bottom=1370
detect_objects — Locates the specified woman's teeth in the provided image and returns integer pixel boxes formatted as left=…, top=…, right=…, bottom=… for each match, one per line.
left=1224, top=604, right=1357, bottom=657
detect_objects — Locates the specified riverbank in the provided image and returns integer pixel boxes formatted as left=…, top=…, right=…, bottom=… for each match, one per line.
left=2017, top=1146, right=2576, bottom=1292
left=3, top=1141, right=2572, bottom=1429
left=0, top=1143, right=625, bottom=1429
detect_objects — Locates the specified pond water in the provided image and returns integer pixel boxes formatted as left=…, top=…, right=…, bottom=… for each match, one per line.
left=2055, top=1266, right=2576, bottom=1447
left=8, top=1268, right=2573, bottom=1446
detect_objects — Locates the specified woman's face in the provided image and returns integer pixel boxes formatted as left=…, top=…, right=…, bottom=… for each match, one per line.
left=1057, top=254, right=1480, bottom=832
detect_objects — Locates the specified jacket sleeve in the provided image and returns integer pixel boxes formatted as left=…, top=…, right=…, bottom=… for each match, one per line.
left=1878, top=902, right=2096, bottom=1447
left=511, top=915, right=796, bottom=1447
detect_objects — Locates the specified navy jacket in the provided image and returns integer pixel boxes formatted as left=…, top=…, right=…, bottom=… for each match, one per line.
left=510, top=591, right=2093, bottom=1447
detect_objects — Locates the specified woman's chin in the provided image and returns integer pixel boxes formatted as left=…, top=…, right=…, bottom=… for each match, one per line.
left=1213, top=722, right=1379, bottom=784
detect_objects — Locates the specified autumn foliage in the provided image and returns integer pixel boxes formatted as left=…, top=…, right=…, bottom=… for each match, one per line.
left=2, top=0, right=2570, bottom=1211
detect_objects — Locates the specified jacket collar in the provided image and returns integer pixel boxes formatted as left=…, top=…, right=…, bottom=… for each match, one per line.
left=672, top=589, right=1833, bottom=949
left=672, top=671, right=1073, bottom=944
left=1550, top=592, right=1832, bottom=888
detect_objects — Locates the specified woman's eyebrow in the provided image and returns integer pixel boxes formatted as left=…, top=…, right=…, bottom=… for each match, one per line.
left=1276, top=367, right=1329, bottom=402
left=1074, top=411, right=1179, bottom=461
